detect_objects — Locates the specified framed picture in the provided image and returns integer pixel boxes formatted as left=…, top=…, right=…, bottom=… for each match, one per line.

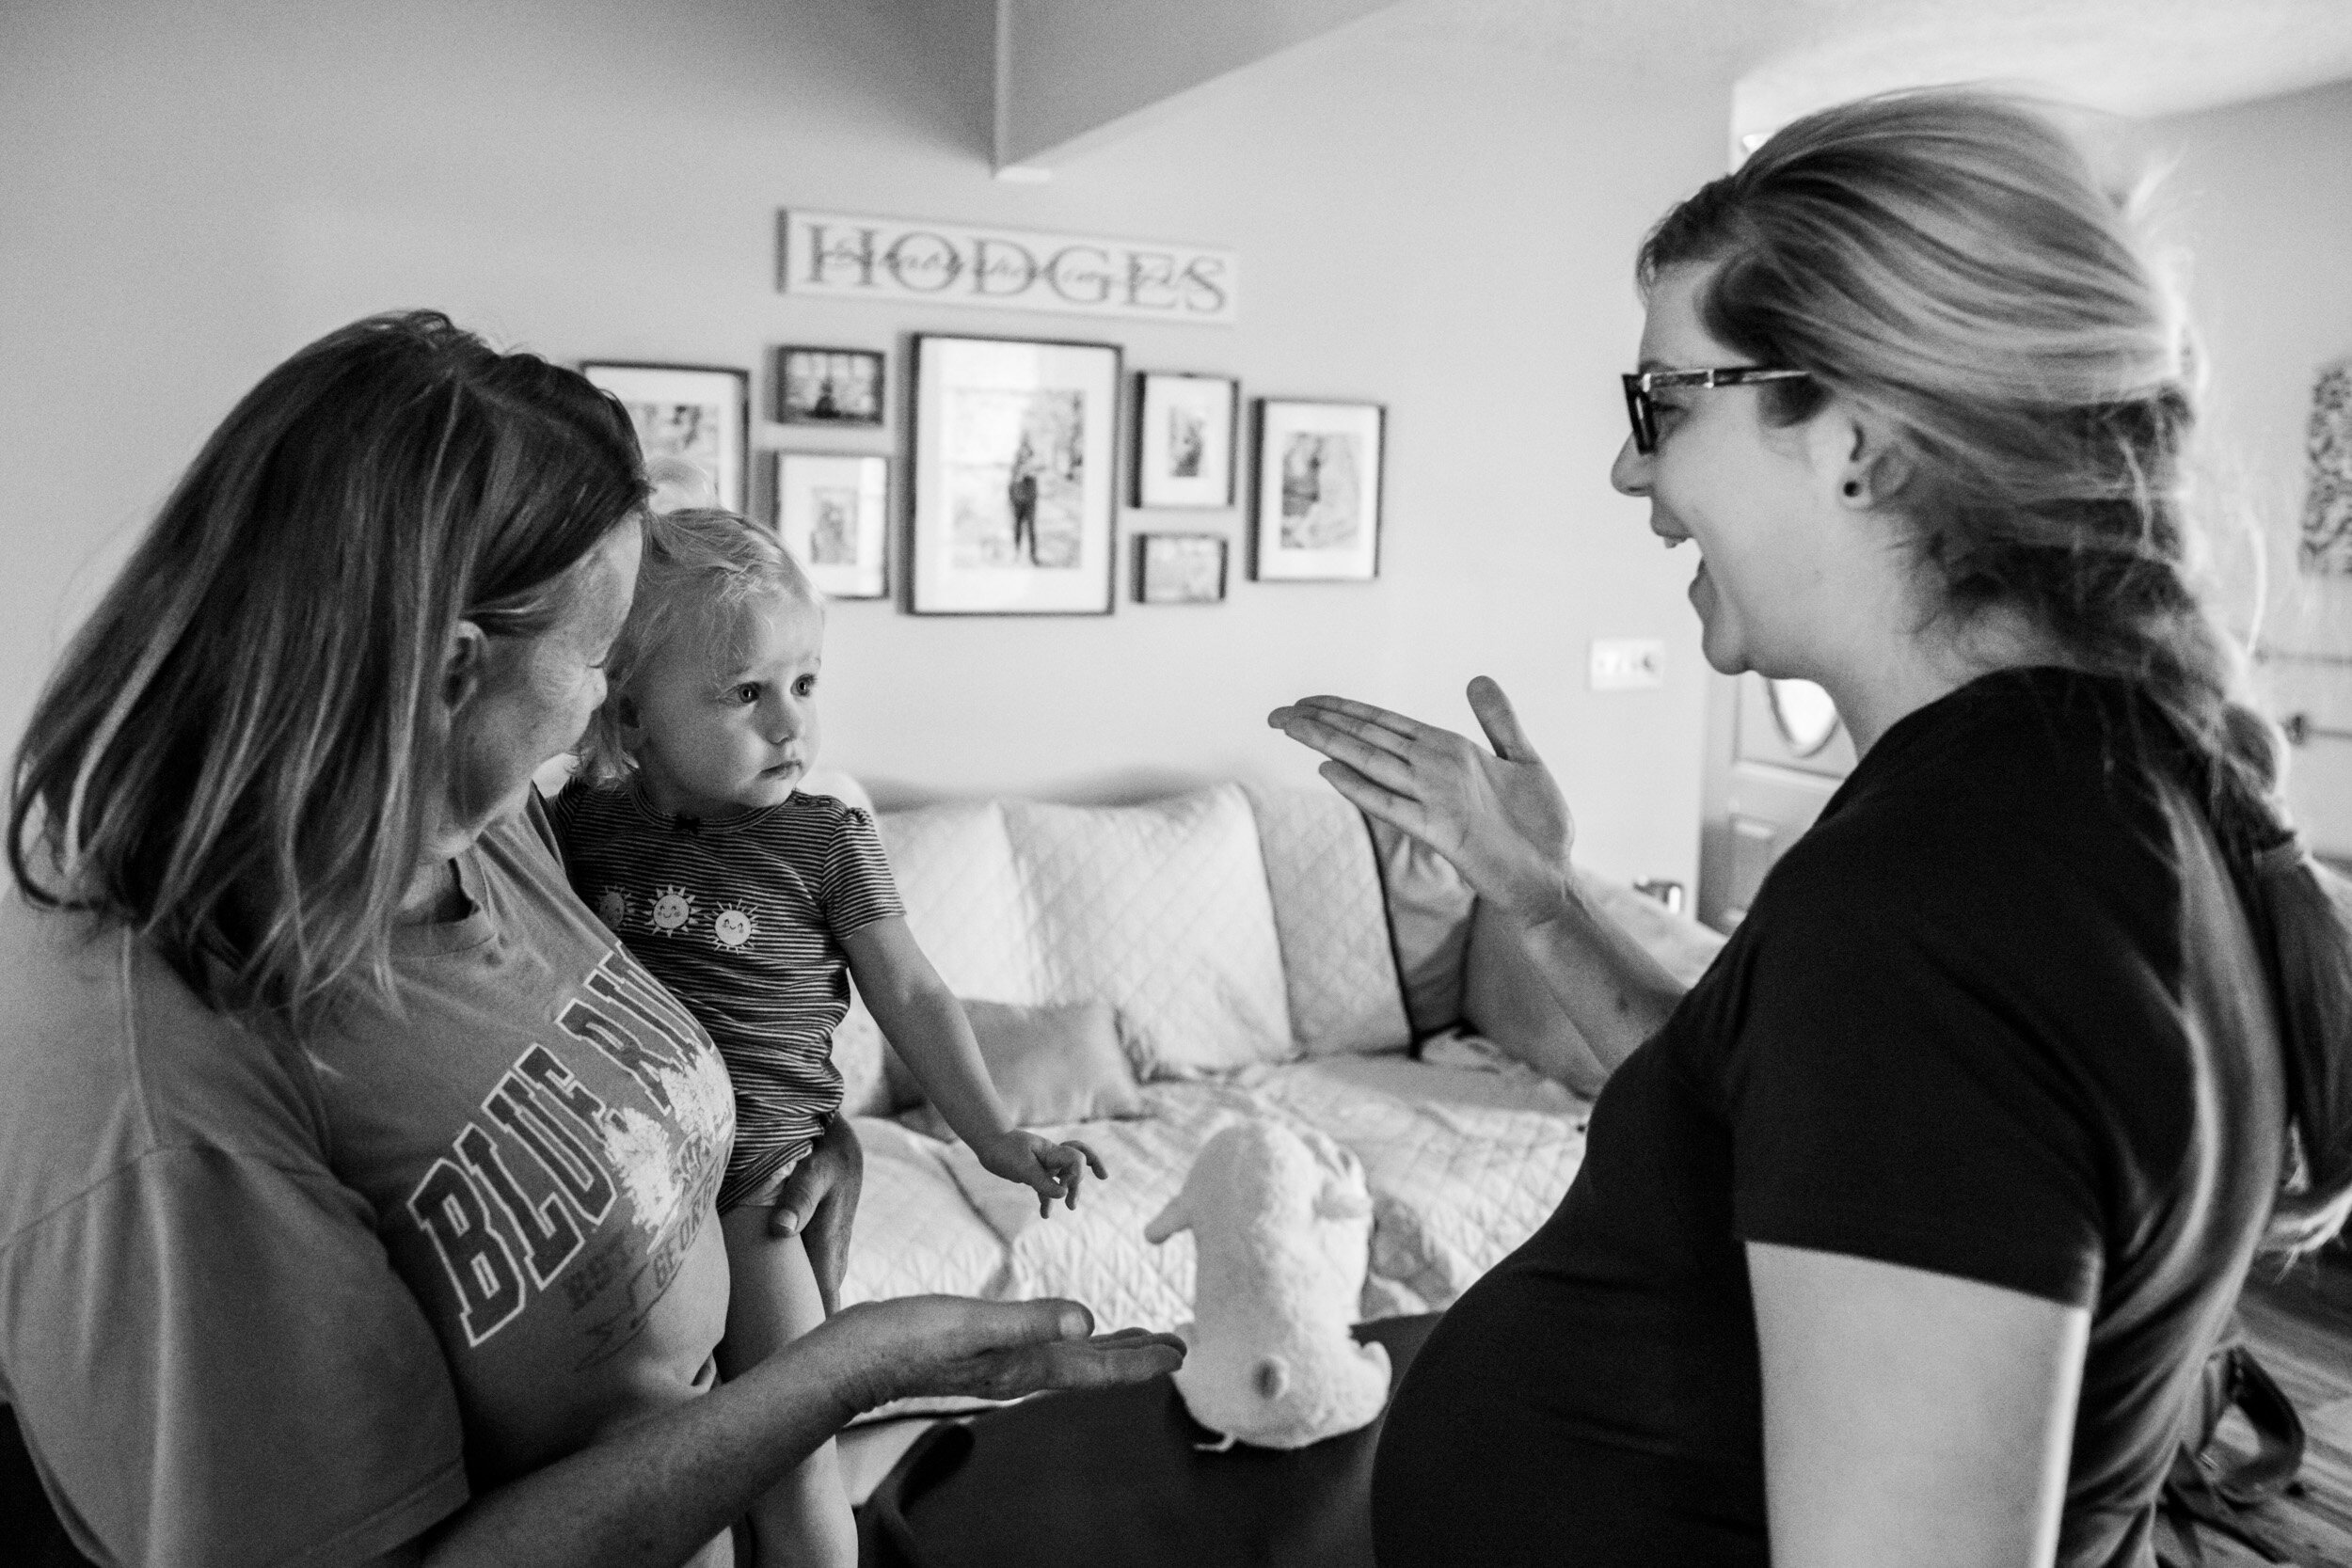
left=777, top=346, right=885, bottom=427
left=1134, top=532, right=1229, bottom=605
left=775, top=452, right=888, bottom=600
left=1250, top=399, right=1385, bottom=582
left=909, top=334, right=1121, bottom=616
left=1132, top=372, right=1238, bottom=509
left=580, top=361, right=750, bottom=515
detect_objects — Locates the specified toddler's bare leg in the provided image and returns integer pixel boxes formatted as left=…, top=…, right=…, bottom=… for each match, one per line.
left=718, top=1208, right=858, bottom=1568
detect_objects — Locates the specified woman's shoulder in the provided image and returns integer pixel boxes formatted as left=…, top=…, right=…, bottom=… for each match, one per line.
left=1791, top=670, right=2176, bottom=897
left=0, top=893, right=330, bottom=1245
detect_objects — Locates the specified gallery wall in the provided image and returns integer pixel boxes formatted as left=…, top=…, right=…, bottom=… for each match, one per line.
left=6, top=2, right=2344, bottom=887
left=2147, top=79, right=2352, bottom=855
left=0, top=0, right=1733, bottom=888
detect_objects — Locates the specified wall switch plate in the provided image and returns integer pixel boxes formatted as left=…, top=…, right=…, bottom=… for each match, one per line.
left=1589, top=638, right=1665, bottom=690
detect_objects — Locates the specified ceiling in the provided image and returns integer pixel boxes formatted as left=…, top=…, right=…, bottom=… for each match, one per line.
left=996, top=0, right=2352, bottom=170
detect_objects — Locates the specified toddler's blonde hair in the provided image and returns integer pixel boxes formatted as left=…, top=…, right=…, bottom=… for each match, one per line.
left=577, top=507, right=817, bottom=785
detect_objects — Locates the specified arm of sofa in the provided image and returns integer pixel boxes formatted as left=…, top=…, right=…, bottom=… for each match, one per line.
left=1366, top=818, right=1726, bottom=1097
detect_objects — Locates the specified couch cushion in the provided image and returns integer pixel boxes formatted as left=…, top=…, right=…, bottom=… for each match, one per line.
left=934, top=1083, right=1245, bottom=1332
left=1243, top=784, right=1411, bottom=1056
left=850, top=799, right=1052, bottom=1109
left=1366, top=819, right=1478, bottom=1037
left=838, top=1116, right=1010, bottom=1307
left=901, top=999, right=1143, bottom=1138
left=1251, top=1056, right=1590, bottom=1315
left=877, top=800, right=1046, bottom=1004
left=1003, top=786, right=1294, bottom=1080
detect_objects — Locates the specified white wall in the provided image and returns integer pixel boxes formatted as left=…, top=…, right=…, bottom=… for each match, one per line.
left=0, top=0, right=1732, bottom=888
left=2149, top=80, right=2352, bottom=856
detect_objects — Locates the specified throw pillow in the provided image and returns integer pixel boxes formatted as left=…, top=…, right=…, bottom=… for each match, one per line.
left=902, top=998, right=1145, bottom=1139
left=1367, top=818, right=1478, bottom=1037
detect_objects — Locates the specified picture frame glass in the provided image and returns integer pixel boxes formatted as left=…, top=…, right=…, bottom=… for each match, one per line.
left=1136, top=533, right=1228, bottom=604
left=1136, top=373, right=1236, bottom=509
left=1252, top=400, right=1384, bottom=581
left=776, top=453, right=888, bottom=599
left=779, top=348, right=884, bottom=426
left=912, top=336, right=1121, bottom=615
left=580, top=362, right=749, bottom=515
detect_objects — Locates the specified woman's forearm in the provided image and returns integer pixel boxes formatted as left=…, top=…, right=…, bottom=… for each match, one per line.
left=1509, top=879, right=1688, bottom=1075
left=416, top=1313, right=877, bottom=1568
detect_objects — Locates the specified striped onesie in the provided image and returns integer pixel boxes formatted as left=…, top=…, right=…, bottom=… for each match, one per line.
left=550, top=782, right=903, bottom=1213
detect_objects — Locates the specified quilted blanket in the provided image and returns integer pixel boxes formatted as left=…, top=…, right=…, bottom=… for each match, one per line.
left=835, top=1043, right=1591, bottom=1348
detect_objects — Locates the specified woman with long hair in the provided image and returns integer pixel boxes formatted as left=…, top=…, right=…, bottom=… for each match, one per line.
left=0, top=310, right=1178, bottom=1567
left=1277, top=91, right=2351, bottom=1567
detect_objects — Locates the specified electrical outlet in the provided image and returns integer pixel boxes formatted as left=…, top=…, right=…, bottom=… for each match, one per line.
left=1589, top=638, right=1665, bottom=691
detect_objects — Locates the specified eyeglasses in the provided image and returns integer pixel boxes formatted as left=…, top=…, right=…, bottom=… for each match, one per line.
left=1620, top=366, right=1809, bottom=454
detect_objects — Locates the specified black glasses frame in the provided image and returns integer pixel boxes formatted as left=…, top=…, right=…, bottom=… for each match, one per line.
left=1620, top=366, right=1809, bottom=454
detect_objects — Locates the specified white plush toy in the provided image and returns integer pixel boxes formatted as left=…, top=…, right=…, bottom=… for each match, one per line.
left=1142, top=1117, right=1392, bottom=1450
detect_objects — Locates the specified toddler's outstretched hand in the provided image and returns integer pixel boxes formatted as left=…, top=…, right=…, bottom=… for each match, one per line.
left=974, top=1131, right=1110, bottom=1218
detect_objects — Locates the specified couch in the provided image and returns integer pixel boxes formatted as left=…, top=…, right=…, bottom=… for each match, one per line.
left=805, top=772, right=1725, bottom=1406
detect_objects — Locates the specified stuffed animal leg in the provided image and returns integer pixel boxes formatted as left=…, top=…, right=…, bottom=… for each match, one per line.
left=1144, top=1118, right=1391, bottom=1449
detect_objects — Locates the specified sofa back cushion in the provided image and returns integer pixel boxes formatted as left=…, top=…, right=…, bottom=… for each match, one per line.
left=1243, top=784, right=1411, bottom=1055
left=1004, top=784, right=1294, bottom=1079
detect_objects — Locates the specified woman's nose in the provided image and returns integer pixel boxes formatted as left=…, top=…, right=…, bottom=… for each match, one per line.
left=1610, top=434, right=1650, bottom=497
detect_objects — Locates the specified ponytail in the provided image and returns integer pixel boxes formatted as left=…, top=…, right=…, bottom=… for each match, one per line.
left=2239, top=831, right=2352, bottom=1251
left=2189, top=695, right=2352, bottom=1255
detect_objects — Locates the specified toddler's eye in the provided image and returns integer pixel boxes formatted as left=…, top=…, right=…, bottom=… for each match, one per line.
left=732, top=683, right=761, bottom=705
left=793, top=675, right=818, bottom=697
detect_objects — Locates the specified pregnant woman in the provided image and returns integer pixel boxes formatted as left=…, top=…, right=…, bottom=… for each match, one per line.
left=1275, top=91, right=2350, bottom=1568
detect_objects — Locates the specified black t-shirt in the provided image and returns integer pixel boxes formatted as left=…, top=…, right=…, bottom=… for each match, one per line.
left=1373, top=668, right=2287, bottom=1568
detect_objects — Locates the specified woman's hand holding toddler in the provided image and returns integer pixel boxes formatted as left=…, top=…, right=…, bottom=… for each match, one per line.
left=972, top=1131, right=1110, bottom=1217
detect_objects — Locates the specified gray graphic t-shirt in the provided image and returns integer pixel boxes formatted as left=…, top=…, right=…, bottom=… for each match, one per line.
left=0, top=799, right=738, bottom=1564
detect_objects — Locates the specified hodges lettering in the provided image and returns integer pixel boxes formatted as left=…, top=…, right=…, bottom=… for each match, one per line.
left=781, top=210, right=1237, bottom=325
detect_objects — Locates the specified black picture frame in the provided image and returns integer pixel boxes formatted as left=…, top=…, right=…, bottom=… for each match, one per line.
left=1248, top=397, right=1386, bottom=582
left=774, top=451, right=890, bottom=600
left=580, top=360, right=751, bottom=515
left=1131, top=372, right=1239, bottom=510
left=907, top=332, right=1123, bottom=617
left=1133, top=532, right=1230, bottom=605
left=776, top=345, right=886, bottom=427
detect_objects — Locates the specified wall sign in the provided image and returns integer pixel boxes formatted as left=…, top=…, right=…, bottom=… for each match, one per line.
left=778, top=210, right=1238, bottom=325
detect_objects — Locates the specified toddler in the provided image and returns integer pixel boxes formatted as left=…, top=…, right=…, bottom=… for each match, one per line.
left=552, top=506, right=1104, bottom=1567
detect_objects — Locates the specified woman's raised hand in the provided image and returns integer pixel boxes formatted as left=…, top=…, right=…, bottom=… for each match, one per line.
left=1268, top=676, right=1576, bottom=926
left=823, top=1296, right=1185, bottom=1411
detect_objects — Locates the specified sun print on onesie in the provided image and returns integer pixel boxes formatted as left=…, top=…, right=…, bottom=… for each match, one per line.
left=648, top=885, right=696, bottom=937
left=596, top=887, right=631, bottom=932
left=711, top=902, right=758, bottom=951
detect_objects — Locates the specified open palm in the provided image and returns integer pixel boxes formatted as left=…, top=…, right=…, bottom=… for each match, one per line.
left=1268, top=676, right=1576, bottom=925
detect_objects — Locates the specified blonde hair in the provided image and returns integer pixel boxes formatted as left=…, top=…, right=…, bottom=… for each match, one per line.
left=1643, top=88, right=2352, bottom=1252
left=8, top=311, right=646, bottom=1028
left=575, top=507, right=818, bottom=785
